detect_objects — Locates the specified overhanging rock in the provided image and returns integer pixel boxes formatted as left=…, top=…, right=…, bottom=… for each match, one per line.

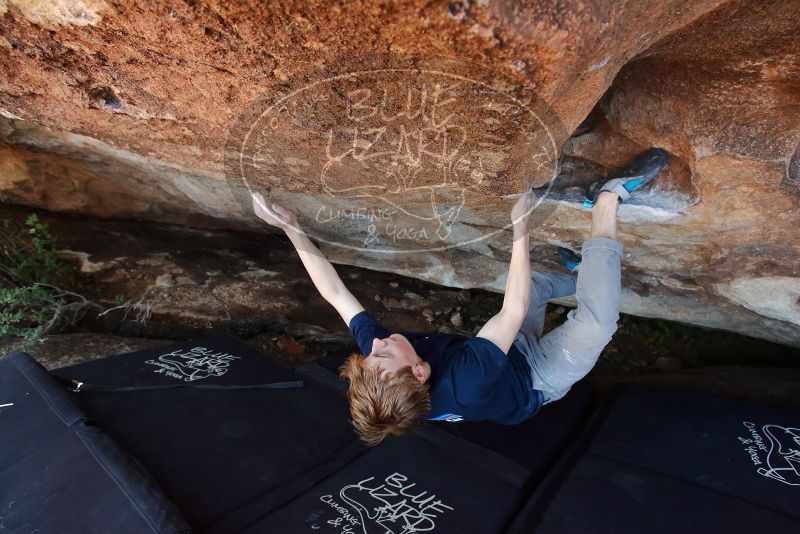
left=0, top=0, right=798, bottom=347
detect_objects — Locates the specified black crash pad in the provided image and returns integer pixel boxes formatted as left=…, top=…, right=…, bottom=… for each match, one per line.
left=50, top=335, right=534, bottom=533
left=10, top=335, right=796, bottom=534
left=508, top=385, right=800, bottom=533
left=239, top=421, right=528, bottom=533
left=0, top=352, right=190, bottom=534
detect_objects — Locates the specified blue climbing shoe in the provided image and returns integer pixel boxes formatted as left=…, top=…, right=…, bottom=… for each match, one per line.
left=583, top=148, right=669, bottom=208
left=556, top=247, right=582, bottom=273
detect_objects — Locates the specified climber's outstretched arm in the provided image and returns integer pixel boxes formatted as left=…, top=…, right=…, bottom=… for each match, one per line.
left=252, top=193, right=365, bottom=325
left=285, top=228, right=365, bottom=326
left=475, top=191, right=534, bottom=354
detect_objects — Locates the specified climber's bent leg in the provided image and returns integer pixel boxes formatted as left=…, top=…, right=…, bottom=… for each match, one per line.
left=531, top=192, right=622, bottom=403
left=518, top=271, right=577, bottom=339
left=513, top=271, right=576, bottom=377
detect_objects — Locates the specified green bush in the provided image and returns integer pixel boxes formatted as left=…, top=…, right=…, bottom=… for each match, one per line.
left=0, top=214, right=85, bottom=346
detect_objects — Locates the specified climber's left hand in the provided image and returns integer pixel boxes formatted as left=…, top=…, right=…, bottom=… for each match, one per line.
left=252, top=192, right=301, bottom=234
left=511, top=190, right=535, bottom=234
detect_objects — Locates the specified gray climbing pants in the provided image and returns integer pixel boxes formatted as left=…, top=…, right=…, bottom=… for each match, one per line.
left=512, top=236, right=623, bottom=404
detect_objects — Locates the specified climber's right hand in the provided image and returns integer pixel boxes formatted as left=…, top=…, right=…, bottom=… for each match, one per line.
left=252, top=192, right=301, bottom=234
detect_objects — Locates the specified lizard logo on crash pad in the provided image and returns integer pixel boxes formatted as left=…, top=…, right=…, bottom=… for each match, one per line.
left=145, top=346, right=241, bottom=383
left=316, top=472, right=453, bottom=533
left=738, top=421, right=800, bottom=487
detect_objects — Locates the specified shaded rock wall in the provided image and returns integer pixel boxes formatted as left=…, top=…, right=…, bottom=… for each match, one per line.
left=0, top=0, right=798, bottom=347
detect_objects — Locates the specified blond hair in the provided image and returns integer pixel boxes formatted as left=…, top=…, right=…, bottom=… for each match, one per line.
left=339, top=353, right=431, bottom=447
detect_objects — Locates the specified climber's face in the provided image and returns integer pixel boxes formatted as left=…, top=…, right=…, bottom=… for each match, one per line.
left=364, top=334, right=430, bottom=384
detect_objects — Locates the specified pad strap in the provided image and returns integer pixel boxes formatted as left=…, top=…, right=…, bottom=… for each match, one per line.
left=58, top=377, right=304, bottom=393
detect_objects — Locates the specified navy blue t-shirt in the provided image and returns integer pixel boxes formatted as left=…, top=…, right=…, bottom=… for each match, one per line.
left=348, top=311, right=543, bottom=424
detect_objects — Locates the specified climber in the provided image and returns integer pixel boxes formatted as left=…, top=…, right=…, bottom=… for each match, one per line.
left=252, top=148, right=669, bottom=446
